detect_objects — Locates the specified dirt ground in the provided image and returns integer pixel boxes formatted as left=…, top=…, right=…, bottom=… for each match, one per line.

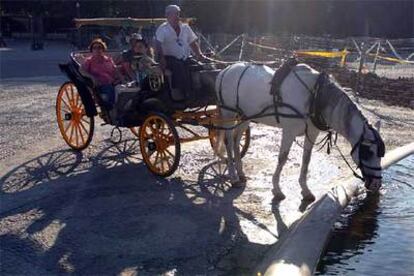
left=1, top=41, right=413, bottom=275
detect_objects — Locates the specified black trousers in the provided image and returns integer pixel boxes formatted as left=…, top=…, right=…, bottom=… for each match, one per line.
left=165, top=56, right=192, bottom=102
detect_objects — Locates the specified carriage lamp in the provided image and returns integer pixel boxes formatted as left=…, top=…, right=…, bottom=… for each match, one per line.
left=149, top=73, right=164, bottom=92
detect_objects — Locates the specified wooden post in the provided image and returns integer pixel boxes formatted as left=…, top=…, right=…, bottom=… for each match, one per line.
left=354, top=41, right=366, bottom=101
left=373, top=41, right=381, bottom=73
left=238, top=33, right=246, bottom=61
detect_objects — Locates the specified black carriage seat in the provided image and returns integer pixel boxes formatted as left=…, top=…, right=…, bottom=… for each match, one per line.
left=186, top=59, right=221, bottom=107
left=70, top=52, right=99, bottom=89
left=161, top=58, right=220, bottom=108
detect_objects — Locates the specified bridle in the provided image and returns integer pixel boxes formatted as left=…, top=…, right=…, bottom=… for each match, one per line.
left=350, top=124, right=385, bottom=181
left=291, top=66, right=385, bottom=182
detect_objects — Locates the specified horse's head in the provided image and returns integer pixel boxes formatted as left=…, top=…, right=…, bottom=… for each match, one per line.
left=351, top=121, right=386, bottom=192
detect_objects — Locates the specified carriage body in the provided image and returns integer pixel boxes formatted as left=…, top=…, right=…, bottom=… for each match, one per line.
left=54, top=16, right=250, bottom=176
left=56, top=50, right=250, bottom=176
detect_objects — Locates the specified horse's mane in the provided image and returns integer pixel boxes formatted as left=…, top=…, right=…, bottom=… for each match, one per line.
left=320, top=74, right=367, bottom=121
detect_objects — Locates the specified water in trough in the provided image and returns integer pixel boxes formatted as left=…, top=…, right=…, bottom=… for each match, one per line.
left=316, top=155, right=414, bottom=275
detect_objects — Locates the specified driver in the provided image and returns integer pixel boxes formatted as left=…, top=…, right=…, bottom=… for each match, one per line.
left=155, top=4, right=206, bottom=101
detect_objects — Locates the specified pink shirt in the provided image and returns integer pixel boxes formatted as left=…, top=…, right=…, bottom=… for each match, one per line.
left=82, top=55, right=116, bottom=85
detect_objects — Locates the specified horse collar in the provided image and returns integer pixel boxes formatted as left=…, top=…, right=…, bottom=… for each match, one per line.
left=309, top=72, right=331, bottom=132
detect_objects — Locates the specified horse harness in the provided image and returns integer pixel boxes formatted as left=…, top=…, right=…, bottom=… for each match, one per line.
left=217, top=59, right=307, bottom=124
left=217, top=58, right=385, bottom=182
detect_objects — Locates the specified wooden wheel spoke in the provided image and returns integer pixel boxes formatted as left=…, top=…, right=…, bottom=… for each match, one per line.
left=81, top=117, right=90, bottom=125
left=149, top=123, right=159, bottom=137
left=153, top=151, right=160, bottom=165
left=141, top=131, right=150, bottom=140
left=61, top=98, right=71, bottom=111
left=70, top=85, right=75, bottom=107
left=64, top=120, right=72, bottom=134
left=74, top=92, right=81, bottom=109
left=65, top=89, right=73, bottom=107
left=78, top=120, right=89, bottom=134
left=68, top=122, right=75, bottom=143
left=162, top=151, right=172, bottom=168
left=148, top=148, right=156, bottom=158
left=61, top=107, right=71, bottom=115
left=74, top=122, right=79, bottom=146
left=77, top=123, right=86, bottom=145
left=159, top=152, right=166, bottom=172
left=165, top=148, right=175, bottom=159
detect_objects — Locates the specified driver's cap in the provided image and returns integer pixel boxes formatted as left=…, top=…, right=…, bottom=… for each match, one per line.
left=165, top=5, right=181, bottom=15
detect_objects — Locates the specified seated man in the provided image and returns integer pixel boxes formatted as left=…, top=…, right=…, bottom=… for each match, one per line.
left=81, top=38, right=124, bottom=109
left=155, top=4, right=206, bottom=101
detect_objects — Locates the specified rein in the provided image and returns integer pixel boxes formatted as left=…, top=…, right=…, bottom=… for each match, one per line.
left=333, top=124, right=384, bottom=182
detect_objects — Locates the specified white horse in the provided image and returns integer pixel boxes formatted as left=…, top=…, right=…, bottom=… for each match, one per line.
left=215, top=62, right=385, bottom=201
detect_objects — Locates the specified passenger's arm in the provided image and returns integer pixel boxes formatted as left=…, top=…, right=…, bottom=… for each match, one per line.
left=110, top=58, right=125, bottom=83
left=121, top=61, right=135, bottom=81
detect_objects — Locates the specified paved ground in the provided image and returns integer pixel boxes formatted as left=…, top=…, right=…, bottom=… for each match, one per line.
left=0, top=40, right=73, bottom=79
left=1, top=40, right=412, bottom=275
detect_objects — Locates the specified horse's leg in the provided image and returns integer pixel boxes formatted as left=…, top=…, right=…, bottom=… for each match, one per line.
left=225, top=128, right=240, bottom=186
left=272, top=130, right=295, bottom=200
left=299, top=125, right=319, bottom=201
left=234, top=122, right=249, bottom=183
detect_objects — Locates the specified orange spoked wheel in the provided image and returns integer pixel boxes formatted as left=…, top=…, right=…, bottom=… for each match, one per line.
left=56, top=82, right=94, bottom=151
left=139, top=113, right=180, bottom=177
left=209, top=126, right=251, bottom=159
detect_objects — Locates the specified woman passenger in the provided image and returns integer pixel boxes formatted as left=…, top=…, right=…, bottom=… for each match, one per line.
left=82, top=38, right=124, bottom=109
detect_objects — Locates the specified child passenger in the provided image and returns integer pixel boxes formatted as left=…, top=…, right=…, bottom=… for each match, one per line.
left=121, top=35, right=157, bottom=87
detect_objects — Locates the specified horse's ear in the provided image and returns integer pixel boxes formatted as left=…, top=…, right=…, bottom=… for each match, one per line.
left=374, top=119, right=381, bottom=134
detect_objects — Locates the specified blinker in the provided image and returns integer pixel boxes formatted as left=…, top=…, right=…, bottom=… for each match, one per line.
left=360, top=144, right=373, bottom=160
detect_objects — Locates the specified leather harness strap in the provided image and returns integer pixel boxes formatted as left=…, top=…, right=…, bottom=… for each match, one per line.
left=269, top=57, right=298, bottom=123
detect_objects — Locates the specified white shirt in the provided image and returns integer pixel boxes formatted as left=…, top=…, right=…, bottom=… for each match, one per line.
left=155, top=22, right=198, bottom=60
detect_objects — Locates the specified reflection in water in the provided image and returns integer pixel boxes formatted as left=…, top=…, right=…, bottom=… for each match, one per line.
left=317, top=155, right=414, bottom=275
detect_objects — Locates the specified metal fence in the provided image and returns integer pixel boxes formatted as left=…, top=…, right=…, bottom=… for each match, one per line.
left=198, top=33, right=414, bottom=107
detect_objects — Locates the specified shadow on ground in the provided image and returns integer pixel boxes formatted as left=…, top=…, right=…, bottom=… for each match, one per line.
left=0, top=139, right=294, bottom=275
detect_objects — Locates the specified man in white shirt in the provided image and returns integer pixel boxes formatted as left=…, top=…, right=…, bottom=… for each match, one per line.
left=155, top=5, right=205, bottom=102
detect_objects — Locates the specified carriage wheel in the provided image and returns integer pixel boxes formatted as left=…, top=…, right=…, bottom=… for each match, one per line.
left=139, top=113, right=180, bottom=177
left=209, top=126, right=251, bottom=159
left=56, top=82, right=94, bottom=151
left=130, top=127, right=139, bottom=137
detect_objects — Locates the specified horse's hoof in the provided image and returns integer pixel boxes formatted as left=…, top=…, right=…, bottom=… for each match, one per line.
left=231, top=180, right=245, bottom=188
left=272, top=189, right=286, bottom=200
left=301, top=192, right=315, bottom=202
left=240, top=175, right=248, bottom=182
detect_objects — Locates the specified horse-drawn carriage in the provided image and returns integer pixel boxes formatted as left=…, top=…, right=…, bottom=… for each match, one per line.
left=56, top=34, right=251, bottom=177
left=57, top=18, right=386, bottom=197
